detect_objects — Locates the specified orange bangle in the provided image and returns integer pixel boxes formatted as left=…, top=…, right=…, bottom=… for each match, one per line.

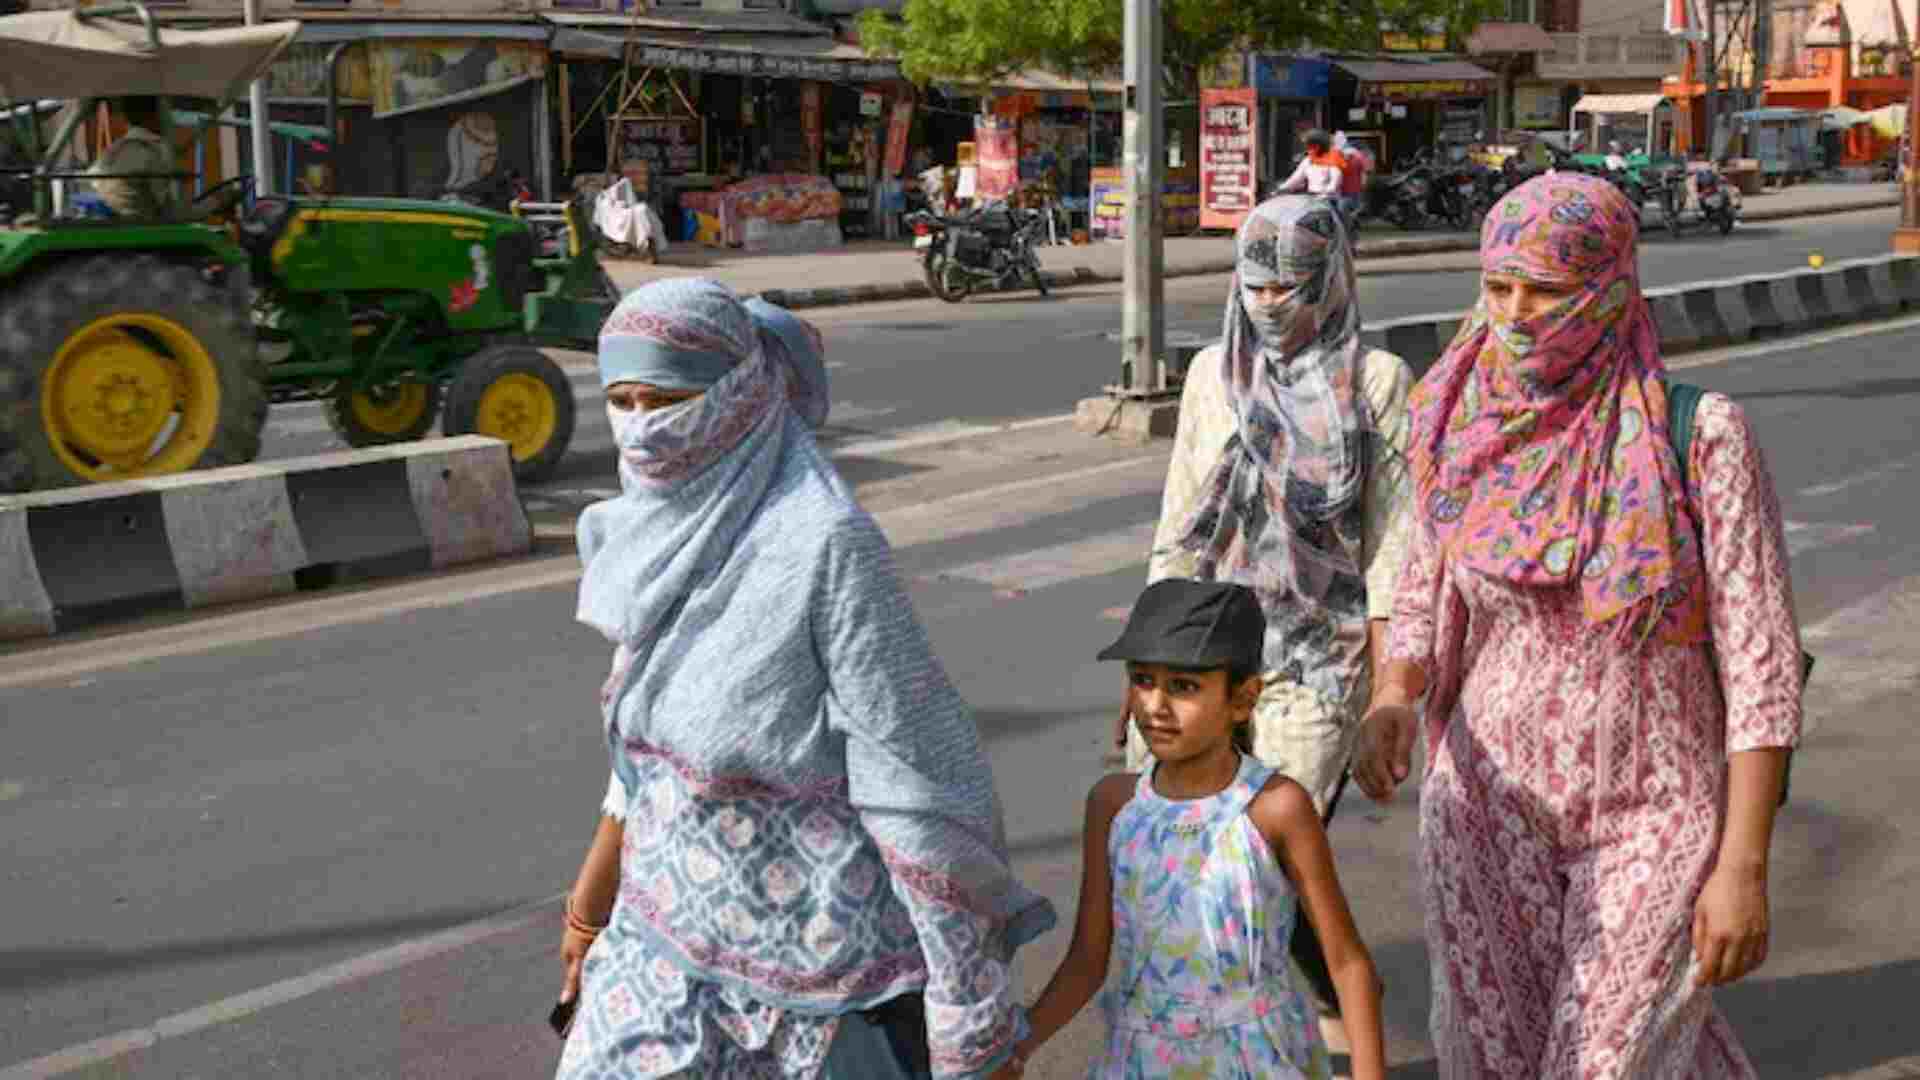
left=565, top=895, right=609, bottom=937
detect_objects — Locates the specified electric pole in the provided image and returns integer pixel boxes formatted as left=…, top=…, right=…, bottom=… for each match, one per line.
left=1121, top=0, right=1164, bottom=396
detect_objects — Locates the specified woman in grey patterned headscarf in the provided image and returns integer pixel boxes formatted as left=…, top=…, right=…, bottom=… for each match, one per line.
left=1124, top=195, right=1417, bottom=1021
left=558, top=278, right=1054, bottom=1080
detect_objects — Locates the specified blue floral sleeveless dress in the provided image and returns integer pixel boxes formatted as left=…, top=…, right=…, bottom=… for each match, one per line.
left=1094, top=754, right=1333, bottom=1079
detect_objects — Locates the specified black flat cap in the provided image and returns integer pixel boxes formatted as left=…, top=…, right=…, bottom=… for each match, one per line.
left=1097, top=578, right=1265, bottom=671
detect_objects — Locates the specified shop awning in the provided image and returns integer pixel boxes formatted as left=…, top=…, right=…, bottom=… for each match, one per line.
left=985, top=69, right=1124, bottom=94
left=291, top=20, right=552, bottom=43
left=1332, top=55, right=1496, bottom=99
left=541, top=8, right=829, bottom=38
left=1571, top=92, right=1671, bottom=115
left=547, top=23, right=900, bottom=82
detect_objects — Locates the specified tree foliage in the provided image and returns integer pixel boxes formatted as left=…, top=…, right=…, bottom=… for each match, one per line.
left=859, top=0, right=1507, bottom=97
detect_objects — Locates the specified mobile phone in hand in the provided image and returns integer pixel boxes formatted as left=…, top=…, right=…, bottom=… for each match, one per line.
left=549, top=998, right=579, bottom=1038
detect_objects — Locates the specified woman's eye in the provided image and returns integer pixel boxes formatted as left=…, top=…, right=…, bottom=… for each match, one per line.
left=1169, top=679, right=1198, bottom=694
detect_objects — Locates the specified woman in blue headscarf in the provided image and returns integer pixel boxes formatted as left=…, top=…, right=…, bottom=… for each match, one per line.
left=555, top=278, right=1055, bottom=1080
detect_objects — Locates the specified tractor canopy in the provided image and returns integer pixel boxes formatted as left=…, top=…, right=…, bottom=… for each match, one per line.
left=0, top=7, right=299, bottom=103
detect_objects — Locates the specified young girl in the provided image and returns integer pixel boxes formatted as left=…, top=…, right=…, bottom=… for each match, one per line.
left=1011, top=578, right=1386, bottom=1080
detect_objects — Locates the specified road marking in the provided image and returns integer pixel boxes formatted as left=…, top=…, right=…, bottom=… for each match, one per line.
left=1798, top=572, right=1920, bottom=729
left=1669, top=310, right=1920, bottom=371
left=1784, top=520, right=1876, bottom=556
left=0, top=892, right=566, bottom=1079
left=825, top=414, right=1072, bottom=459
left=927, top=522, right=1158, bottom=591
left=1800, top=454, right=1920, bottom=498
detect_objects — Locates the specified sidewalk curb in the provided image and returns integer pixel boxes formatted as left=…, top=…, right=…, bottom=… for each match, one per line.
left=0, top=436, right=532, bottom=643
left=754, top=196, right=1902, bottom=311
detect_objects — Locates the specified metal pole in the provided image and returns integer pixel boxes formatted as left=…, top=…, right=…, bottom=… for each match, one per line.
left=1703, top=0, right=1718, bottom=159
left=1901, top=50, right=1920, bottom=245
left=1121, top=0, right=1164, bottom=395
left=245, top=0, right=273, bottom=196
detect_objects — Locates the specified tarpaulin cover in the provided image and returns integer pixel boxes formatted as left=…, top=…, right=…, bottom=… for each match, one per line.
left=0, top=10, right=299, bottom=103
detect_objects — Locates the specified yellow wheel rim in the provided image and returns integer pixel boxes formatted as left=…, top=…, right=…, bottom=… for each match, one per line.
left=42, top=314, right=220, bottom=480
left=473, top=372, right=557, bottom=462
left=349, top=383, right=432, bottom=436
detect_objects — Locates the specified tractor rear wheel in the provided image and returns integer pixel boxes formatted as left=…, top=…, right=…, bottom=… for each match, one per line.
left=443, top=344, right=576, bottom=484
left=0, top=255, right=265, bottom=493
left=323, top=379, right=444, bottom=447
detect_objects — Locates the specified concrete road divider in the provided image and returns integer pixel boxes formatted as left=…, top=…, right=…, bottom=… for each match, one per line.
left=0, top=435, right=531, bottom=643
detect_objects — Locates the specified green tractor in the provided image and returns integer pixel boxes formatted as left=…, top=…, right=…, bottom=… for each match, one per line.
left=0, top=3, right=619, bottom=493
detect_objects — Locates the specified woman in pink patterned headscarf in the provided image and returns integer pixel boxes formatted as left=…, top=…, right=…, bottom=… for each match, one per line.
left=1353, top=172, right=1806, bottom=1077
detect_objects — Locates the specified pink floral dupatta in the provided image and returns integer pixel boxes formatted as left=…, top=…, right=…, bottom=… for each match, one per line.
left=1406, top=171, right=1709, bottom=646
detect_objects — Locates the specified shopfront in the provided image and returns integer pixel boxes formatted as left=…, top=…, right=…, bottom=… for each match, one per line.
left=548, top=21, right=905, bottom=251
left=1328, top=55, right=1496, bottom=168
left=264, top=23, right=552, bottom=201
left=1249, top=53, right=1332, bottom=184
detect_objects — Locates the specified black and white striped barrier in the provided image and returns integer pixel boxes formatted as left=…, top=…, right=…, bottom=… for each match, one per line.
left=1, top=435, right=532, bottom=642
left=1359, top=253, right=1920, bottom=378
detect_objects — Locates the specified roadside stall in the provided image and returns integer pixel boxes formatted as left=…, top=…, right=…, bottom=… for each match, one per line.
left=1718, top=107, right=1821, bottom=183
left=1569, top=92, right=1676, bottom=158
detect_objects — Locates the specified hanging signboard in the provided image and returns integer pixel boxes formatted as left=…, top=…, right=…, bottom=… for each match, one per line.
left=973, top=115, right=1019, bottom=201
left=617, top=115, right=704, bottom=176
left=1199, top=88, right=1258, bottom=231
left=801, top=83, right=824, bottom=172
left=884, top=101, right=913, bottom=176
left=626, top=42, right=899, bottom=84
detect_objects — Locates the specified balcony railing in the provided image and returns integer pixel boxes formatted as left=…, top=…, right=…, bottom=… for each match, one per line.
left=1538, top=31, right=1685, bottom=78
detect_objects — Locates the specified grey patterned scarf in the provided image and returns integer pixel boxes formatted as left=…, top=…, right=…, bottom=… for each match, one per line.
left=1167, top=197, right=1374, bottom=704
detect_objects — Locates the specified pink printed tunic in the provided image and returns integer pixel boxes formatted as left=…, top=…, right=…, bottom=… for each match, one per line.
left=1387, top=392, right=1804, bottom=1078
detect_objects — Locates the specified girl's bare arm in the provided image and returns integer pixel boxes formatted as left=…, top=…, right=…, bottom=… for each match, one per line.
left=1015, top=773, right=1134, bottom=1058
left=1252, top=778, right=1388, bottom=1080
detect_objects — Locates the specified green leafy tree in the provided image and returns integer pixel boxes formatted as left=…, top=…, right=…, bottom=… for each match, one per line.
left=859, top=0, right=1505, bottom=101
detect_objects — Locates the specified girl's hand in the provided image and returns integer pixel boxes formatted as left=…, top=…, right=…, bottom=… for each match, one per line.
left=1354, top=700, right=1417, bottom=802
left=1692, top=863, right=1769, bottom=986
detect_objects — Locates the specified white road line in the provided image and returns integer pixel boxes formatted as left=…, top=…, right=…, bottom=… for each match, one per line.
left=0, top=892, right=565, bottom=1080
left=1800, top=455, right=1920, bottom=498
left=827, top=414, right=1072, bottom=459
left=1670, top=310, right=1920, bottom=370
left=1799, top=573, right=1920, bottom=730
left=928, top=522, right=1158, bottom=591
left=1784, top=520, right=1876, bottom=556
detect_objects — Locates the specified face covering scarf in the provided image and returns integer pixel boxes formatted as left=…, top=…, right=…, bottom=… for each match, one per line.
left=1166, top=196, right=1374, bottom=701
left=577, top=278, right=831, bottom=653
left=1405, top=171, right=1709, bottom=646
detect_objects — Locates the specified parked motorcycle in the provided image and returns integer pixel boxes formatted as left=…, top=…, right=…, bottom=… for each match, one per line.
left=443, top=170, right=534, bottom=214
left=1351, top=161, right=1434, bottom=232
left=1648, top=160, right=1738, bottom=237
left=905, top=203, right=1050, bottom=302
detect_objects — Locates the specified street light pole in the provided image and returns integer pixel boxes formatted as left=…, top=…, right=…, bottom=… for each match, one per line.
left=1078, top=0, right=1180, bottom=438
left=1121, top=0, right=1165, bottom=396
left=245, top=0, right=273, bottom=196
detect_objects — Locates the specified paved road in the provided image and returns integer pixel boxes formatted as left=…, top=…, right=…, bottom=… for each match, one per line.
left=4, top=313, right=1920, bottom=1078
left=252, top=209, right=1905, bottom=499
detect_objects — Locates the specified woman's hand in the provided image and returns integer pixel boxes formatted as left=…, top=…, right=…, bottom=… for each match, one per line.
left=1353, top=700, right=1418, bottom=802
left=1692, top=862, right=1770, bottom=987
left=559, top=914, right=598, bottom=1005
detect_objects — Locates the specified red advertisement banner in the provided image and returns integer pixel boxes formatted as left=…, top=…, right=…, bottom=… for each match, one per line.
left=1199, top=87, right=1258, bottom=231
